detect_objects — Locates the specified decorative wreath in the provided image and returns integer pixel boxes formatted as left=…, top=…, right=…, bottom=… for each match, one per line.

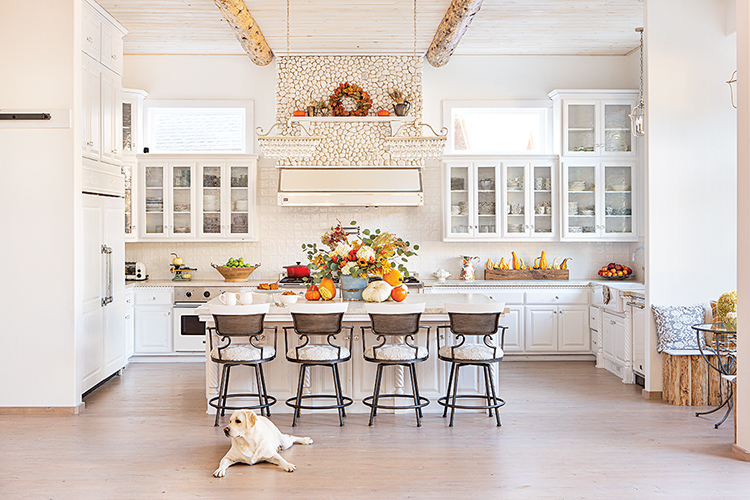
left=328, top=82, right=373, bottom=117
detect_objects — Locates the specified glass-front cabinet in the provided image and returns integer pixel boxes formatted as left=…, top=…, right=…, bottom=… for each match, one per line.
left=445, top=161, right=499, bottom=240
left=137, top=155, right=257, bottom=241
left=443, top=157, right=557, bottom=241
left=562, top=161, right=636, bottom=241
left=549, top=90, right=638, bottom=157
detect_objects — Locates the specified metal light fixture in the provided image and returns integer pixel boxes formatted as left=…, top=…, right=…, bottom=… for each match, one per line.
left=256, top=0, right=321, bottom=160
left=384, top=0, right=447, bottom=161
left=629, top=27, right=645, bottom=137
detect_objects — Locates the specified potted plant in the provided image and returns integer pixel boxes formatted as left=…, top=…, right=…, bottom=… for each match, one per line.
left=388, top=89, right=411, bottom=116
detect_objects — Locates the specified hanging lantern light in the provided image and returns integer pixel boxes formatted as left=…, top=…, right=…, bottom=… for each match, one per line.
left=629, top=27, right=645, bottom=137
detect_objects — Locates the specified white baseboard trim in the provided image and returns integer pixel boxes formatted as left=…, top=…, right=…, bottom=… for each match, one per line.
left=504, top=354, right=596, bottom=362
left=733, top=444, right=750, bottom=462
left=1, top=402, right=85, bottom=415
left=129, top=354, right=206, bottom=363
left=642, top=389, right=663, bottom=400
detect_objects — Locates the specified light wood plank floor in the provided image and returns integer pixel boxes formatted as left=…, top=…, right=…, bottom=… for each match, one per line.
left=1, top=361, right=747, bottom=499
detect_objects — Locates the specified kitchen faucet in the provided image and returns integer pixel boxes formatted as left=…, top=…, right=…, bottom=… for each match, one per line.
left=631, top=245, right=645, bottom=262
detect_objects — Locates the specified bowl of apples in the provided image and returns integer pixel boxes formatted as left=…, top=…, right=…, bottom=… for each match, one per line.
left=212, top=258, right=260, bottom=282
left=598, top=262, right=633, bottom=280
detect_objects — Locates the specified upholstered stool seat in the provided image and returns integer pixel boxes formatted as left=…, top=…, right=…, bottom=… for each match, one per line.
left=361, top=302, right=430, bottom=427
left=208, top=303, right=277, bottom=427
left=284, top=302, right=352, bottom=427
left=437, top=302, right=508, bottom=427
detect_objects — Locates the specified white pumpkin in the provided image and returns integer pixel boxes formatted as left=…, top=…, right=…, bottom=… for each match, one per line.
left=362, top=280, right=393, bottom=302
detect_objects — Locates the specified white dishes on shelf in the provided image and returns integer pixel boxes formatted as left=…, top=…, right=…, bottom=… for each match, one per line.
left=508, top=223, right=524, bottom=232
left=478, top=201, right=495, bottom=215
left=569, top=180, right=587, bottom=191
left=234, top=199, right=248, bottom=211
left=569, top=226, right=583, bottom=233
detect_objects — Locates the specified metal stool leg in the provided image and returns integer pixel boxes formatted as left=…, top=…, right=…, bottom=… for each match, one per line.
left=220, top=365, right=232, bottom=417
left=331, top=364, right=345, bottom=427
left=443, top=362, right=456, bottom=418
left=487, top=363, right=502, bottom=427
left=253, top=365, right=265, bottom=416
left=369, top=364, right=384, bottom=426
left=258, top=364, right=271, bottom=417
left=408, top=364, right=421, bottom=427
left=214, top=364, right=229, bottom=427
left=449, top=363, right=461, bottom=427
left=333, top=364, right=347, bottom=418
left=482, top=364, right=494, bottom=418
left=412, top=363, right=424, bottom=419
left=292, top=364, right=307, bottom=427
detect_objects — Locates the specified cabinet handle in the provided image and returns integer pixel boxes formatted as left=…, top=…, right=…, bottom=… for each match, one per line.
left=87, top=141, right=94, bottom=146
left=166, top=312, right=171, bottom=316
left=111, top=54, right=117, bottom=60
left=125, top=314, right=131, bottom=320
left=87, top=36, right=93, bottom=43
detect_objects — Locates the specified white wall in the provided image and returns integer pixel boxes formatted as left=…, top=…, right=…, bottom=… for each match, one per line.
left=0, top=0, right=80, bottom=407
left=123, top=54, right=641, bottom=281
left=644, top=0, right=737, bottom=393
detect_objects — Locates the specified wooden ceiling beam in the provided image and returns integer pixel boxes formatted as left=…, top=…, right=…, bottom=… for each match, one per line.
left=426, top=0, right=484, bottom=67
left=214, top=0, right=273, bottom=66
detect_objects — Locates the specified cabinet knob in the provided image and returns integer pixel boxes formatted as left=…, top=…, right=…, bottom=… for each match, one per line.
left=111, top=54, right=117, bottom=60
left=166, top=311, right=171, bottom=316
left=86, top=36, right=93, bottom=42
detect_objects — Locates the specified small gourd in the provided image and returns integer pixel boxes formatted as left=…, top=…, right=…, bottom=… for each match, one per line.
left=362, top=280, right=393, bottom=303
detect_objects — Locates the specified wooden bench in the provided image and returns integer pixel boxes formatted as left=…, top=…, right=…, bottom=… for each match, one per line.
left=662, top=350, right=727, bottom=406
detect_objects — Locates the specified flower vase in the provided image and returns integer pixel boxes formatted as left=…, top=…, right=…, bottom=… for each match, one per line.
left=341, top=275, right=368, bottom=301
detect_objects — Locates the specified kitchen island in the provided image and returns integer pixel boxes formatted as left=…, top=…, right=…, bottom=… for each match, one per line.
left=196, top=293, right=506, bottom=414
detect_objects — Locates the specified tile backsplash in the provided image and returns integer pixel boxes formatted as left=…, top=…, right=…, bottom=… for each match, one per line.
left=126, top=162, right=639, bottom=282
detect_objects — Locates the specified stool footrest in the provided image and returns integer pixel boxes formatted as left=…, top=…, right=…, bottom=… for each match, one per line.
left=362, top=394, right=429, bottom=411
left=209, top=393, right=277, bottom=412
left=285, top=394, right=353, bottom=411
left=437, top=394, right=505, bottom=411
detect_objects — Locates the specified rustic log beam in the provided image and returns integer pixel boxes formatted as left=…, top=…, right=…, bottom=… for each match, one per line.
left=426, top=0, right=484, bottom=68
left=214, top=0, right=273, bottom=66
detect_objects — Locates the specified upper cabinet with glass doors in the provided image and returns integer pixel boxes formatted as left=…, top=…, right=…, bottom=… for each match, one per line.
left=137, top=155, right=257, bottom=242
left=501, top=157, right=558, bottom=239
left=444, top=161, right=500, bottom=240
left=548, top=90, right=638, bottom=157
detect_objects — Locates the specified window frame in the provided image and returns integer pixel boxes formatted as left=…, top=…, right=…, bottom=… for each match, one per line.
left=442, top=100, right=553, bottom=156
left=143, top=99, right=254, bottom=154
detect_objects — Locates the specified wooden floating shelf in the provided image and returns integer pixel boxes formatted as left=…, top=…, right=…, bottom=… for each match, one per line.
left=485, top=269, right=569, bottom=280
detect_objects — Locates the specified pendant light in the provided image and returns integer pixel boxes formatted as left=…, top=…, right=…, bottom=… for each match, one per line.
left=629, top=27, right=645, bottom=137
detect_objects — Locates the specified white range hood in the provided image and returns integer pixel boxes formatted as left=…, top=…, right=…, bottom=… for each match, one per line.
left=277, top=167, right=423, bottom=206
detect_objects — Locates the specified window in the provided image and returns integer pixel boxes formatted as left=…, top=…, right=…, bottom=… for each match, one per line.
left=443, top=101, right=551, bottom=155
left=144, top=100, right=254, bottom=154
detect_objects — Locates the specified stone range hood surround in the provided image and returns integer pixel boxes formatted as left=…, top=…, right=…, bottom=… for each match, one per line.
left=273, top=55, right=427, bottom=206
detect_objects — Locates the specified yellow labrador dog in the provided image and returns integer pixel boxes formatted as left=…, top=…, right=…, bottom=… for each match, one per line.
left=213, top=409, right=313, bottom=477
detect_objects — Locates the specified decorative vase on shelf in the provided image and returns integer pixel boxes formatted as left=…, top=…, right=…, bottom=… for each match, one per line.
left=306, top=106, right=316, bottom=117
left=393, top=101, right=410, bottom=117
left=341, top=275, right=368, bottom=301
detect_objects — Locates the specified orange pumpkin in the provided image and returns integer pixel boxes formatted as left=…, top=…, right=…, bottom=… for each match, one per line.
left=383, top=269, right=403, bottom=287
left=390, top=285, right=408, bottom=302
left=305, top=285, right=321, bottom=301
left=319, top=278, right=336, bottom=300
left=292, top=110, right=306, bottom=117
left=377, top=109, right=390, bottom=116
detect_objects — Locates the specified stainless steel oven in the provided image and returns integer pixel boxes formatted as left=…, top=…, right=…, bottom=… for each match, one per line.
left=173, top=286, right=226, bottom=352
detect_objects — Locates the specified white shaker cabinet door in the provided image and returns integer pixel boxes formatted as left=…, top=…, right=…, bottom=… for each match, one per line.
left=135, top=307, right=173, bottom=353
left=557, top=306, right=589, bottom=352
left=525, top=306, right=557, bottom=351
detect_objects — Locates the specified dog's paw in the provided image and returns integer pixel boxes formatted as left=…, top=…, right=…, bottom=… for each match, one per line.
left=213, top=468, right=226, bottom=478
left=301, top=437, right=313, bottom=445
left=282, top=462, right=296, bottom=472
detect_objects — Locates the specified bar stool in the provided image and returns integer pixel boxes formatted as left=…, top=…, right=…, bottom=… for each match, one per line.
left=436, top=302, right=507, bottom=427
left=284, top=302, right=352, bottom=427
left=208, top=303, right=277, bottom=427
left=361, top=302, right=430, bottom=427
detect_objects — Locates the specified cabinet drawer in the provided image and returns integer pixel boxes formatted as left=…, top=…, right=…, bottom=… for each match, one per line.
left=481, top=290, right=525, bottom=305
left=526, top=290, right=588, bottom=305
left=135, top=289, right=173, bottom=305
left=589, top=305, right=600, bottom=330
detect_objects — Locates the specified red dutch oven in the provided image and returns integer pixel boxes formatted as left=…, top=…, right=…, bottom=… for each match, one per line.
left=284, top=262, right=310, bottom=278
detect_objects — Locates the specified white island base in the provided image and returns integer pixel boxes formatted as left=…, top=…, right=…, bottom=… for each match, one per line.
left=198, top=293, right=507, bottom=415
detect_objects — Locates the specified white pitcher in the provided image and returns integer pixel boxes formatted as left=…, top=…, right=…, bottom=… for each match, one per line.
left=238, top=291, right=253, bottom=305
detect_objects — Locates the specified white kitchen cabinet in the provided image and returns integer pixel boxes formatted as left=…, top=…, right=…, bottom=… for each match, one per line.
left=601, top=310, right=633, bottom=382
left=501, top=157, right=559, bottom=239
left=124, top=288, right=134, bottom=359
left=100, top=68, right=123, bottom=165
left=134, top=289, right=173, bottom=354
left=82, top=194, right=126, bottom=394
left=561, top=160, right=637, bottom=241
left=444, top=160, right=500, bottom=240
left=548, top=90, right=638, bottom=157
left=122, top=89, right=148, bottom=157
left=525, top=305, right=590, bottom=353
left=137, top=155, right=258, bottom=242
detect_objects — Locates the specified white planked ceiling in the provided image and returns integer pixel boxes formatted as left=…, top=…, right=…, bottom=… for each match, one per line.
left=97, top=0, right=644, bottom=58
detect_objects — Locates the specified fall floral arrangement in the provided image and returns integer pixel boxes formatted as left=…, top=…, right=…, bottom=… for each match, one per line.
left=328, top=82, right=373, bottom=117
left=302, top=220, right=419, bottom=283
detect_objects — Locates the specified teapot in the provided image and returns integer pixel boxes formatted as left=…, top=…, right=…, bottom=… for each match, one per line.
left=433, top=267, right=451, bottom=281
left=459, top=256, right=479, bottom=281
